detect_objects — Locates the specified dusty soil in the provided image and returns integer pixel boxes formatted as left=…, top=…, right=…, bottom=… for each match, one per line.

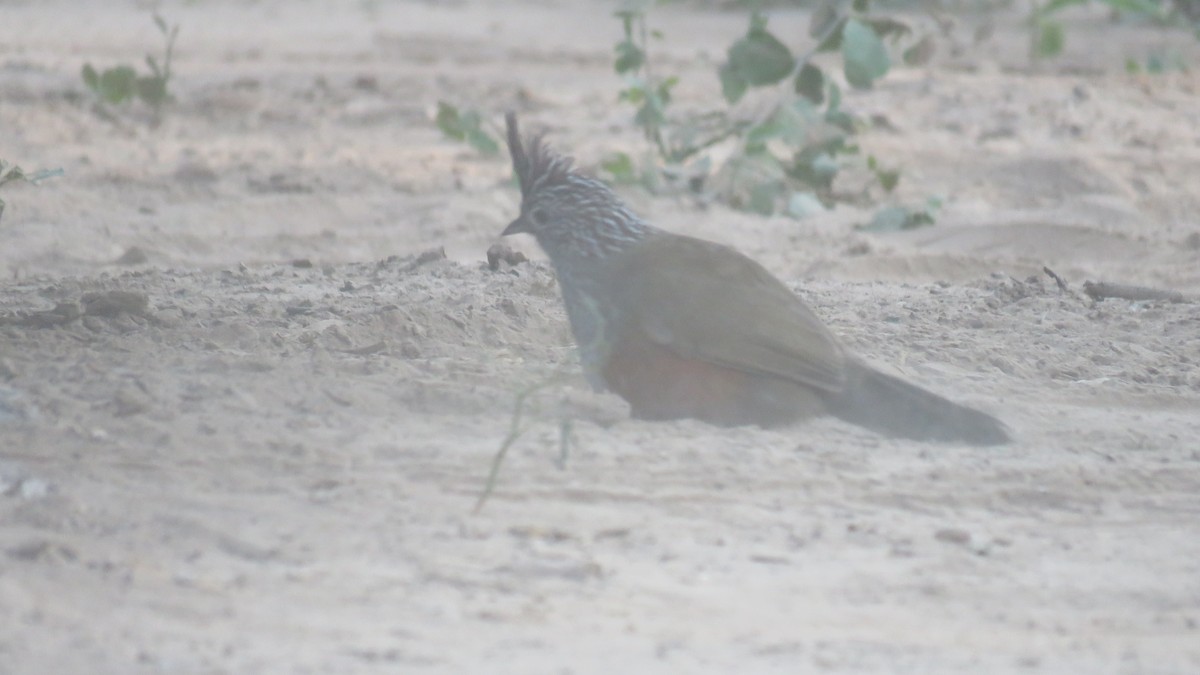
left=2, top=1, right=1200, bottom=672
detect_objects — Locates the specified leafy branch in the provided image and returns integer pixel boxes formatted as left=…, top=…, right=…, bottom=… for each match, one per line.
left=609, top=1, right=933, bottom=218
left=0, top=160, right=63, bottom=224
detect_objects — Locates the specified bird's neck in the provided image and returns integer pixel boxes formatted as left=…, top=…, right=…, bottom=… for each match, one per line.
left=539, top=210, right=655, bottom=265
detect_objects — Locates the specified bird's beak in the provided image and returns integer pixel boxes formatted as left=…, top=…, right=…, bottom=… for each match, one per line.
left=501, top=216, right=529, bottom=236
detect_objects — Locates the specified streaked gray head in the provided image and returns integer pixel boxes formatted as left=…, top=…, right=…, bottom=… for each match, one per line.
left=502, top=113, right=651, bottom=262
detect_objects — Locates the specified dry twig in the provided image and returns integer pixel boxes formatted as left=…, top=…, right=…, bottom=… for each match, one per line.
left=1082, top=281, right=1188, bottom=304
left=474, top=372, right=572, bottom=513
left=1042, top=266, right=1069, bottom=292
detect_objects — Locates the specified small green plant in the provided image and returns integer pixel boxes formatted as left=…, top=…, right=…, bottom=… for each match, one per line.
left=1030, top=0, right=1185, bottom=60
left=0, top=160, right=63, bottom=224
left=435, top=101, right=500, bottom=156
left=82, top=14, right=179, bottom=112
left=858, top=196, right=943, bottom=232
left=1125, top=49, right=1190, bottom=72
left=607, top=1, right=934, bottom=217
left=613, top=7, right=680, bottom=160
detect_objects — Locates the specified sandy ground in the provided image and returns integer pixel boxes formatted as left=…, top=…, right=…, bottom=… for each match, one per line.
left=3, top=1, right=1200, bottom=672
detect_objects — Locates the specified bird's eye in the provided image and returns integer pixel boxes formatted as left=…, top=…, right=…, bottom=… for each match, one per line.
left=528, top=207, right=547, bottom=226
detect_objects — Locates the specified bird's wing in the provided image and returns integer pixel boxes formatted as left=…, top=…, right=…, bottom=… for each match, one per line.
left=605, top=233, right=847, bottom=393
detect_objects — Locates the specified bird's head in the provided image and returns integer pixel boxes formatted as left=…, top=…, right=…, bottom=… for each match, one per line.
left=502, top=113, right=649, bottom=261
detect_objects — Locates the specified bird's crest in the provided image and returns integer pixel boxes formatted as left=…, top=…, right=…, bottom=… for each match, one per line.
left=506, top=112, right=574, bottom=200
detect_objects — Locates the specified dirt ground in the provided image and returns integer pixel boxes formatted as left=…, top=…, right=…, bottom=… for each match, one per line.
left=3, top=1, right=1200, bottom=673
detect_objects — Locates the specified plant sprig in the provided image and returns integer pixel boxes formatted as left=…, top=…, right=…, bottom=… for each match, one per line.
left=609, top=2, right=933, bottom=217
left=435, top=102, right=500, bottom=156
left=82, top=14, right=179, bottom=114
left=474, top=372, right=573, bottom=513
left=1030, top=0, right=1190, bottom=60
left=0, top=160, right=63, bottom=224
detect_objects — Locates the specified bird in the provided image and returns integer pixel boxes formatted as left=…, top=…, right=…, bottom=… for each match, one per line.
left=500, top=113, right=1010, bottom=446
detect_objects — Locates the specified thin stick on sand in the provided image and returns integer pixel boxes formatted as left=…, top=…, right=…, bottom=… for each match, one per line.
left=1082, top=281, right=1189, bottom=304
left=474, top=372, right=572, bottom=514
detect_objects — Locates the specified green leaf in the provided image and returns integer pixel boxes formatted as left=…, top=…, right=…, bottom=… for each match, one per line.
left=436, top=101, right=466, bottom=140
left=718, top=62, right=748, bottom=104
left=601, top=152, right=638, bottom=184
left=657, top=76, right=679, bottom=103
left=719, top=15, right=796, bottom=103
left=825, top=111, right=856, bottom=132
left=867, top=155, right=899, bottom=191
left=1034, top=0, right=1088, bottom=17
left=864, top=17, right=912, bottom=42
left=903, top=35, right=935, bottom=66
left=1099, top=0, right=1161, bottom=17
left=153, top=13, right=168, bottom=34
left=859, top=205, right=935, bottom=232
left=809, top=153, right=840, bottom=181
left=809, top=2, right=841, bottom=38
left=97, top=66, right=138, bottom=104
left=618, top=82, right=646, bottom=104
left=787, top=134, right=847, bottom=192
left=622, top=75, right=669, bottom=143
left=723, top=152, right=786, bottom=215
left=435, top=102, right=498, bottom=155
left=748, top=182, right=781, bottom=215
left=634, top=95, right=666, bottom=135
left=136, top=76, right=168, bottom=107
left=615, top=12, right=635, bottom=38
left=457, top=108, right=482, bottom=129
left=614, top=40, right=645, bottom=74
left=817, top=19, right=846, bottom=53
left=877, top=168, right=900, bottom=192
left=786, top=191, right=827, bottom=219
left=1033, top=20, right=1064, bottom=58
left=842, top=19, right=890, bottom=89
left=725, top=15, right=796, bottom=87
left=81, top=64, right=100, bottom=92
left=744, top=124, right=779, bottom=155
left=466, top=127, right=500, bottom=156
left=860, top=206, right=909, bottom=232
left=0, top=161, right=18, bottom=186
left=1146, top=51, right=1186, bottom=73
left=794, top=63, right=825, bottom=104
left=826, top=81, right=842, bottom=113
left=684, top=155, right=711, bottom=191
left=615, top=0, right=654, bottom=15
left=745, top=98, right=816, bottom=151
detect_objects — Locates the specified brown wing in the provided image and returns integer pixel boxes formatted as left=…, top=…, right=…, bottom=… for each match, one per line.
left=603, top=233, right=847, bottom=393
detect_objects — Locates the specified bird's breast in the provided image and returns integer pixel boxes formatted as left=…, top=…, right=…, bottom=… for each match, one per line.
left=555, top=275, right=619, bottom=391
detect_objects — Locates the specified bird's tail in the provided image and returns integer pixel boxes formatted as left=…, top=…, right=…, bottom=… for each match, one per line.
left=825, top=360, right=1011, bottom=446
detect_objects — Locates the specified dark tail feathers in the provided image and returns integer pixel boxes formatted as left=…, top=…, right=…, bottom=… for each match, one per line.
left=825, top=360, right=1011, bottom=446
